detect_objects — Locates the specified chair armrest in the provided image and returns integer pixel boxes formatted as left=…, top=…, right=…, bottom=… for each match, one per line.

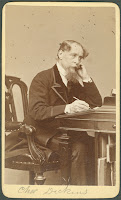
left=5, top=122, right=46, bottom=167
left=5, top=121, right=23, bottom=131
left=20, top=124, right=46, bottom=166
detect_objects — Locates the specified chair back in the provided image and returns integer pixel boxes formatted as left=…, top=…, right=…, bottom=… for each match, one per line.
left=5, top=75, right=28, bottom=123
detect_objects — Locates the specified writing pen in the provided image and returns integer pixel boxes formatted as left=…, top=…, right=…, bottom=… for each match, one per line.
left=73, top=97, right=80, bottom=101
left=73, top=96, right=91, bottom=109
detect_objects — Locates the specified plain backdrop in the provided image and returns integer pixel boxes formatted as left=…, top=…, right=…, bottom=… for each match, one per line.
left=4, top=4, right=116, bottom=184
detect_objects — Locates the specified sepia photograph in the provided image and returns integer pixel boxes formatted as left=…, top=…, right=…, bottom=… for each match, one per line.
left=2, top=2, right=120, bottom=198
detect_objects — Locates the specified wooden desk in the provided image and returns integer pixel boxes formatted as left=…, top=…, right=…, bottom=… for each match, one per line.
left=56, top=105, right=116, bottom=185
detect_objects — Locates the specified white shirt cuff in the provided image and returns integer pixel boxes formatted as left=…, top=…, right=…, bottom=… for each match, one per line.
left=83, top=77, right=92, bottom=83
left=64, top=104, right=71, bottom=113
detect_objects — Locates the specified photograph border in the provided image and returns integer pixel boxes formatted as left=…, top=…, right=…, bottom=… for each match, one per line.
left=0, top=0, right=121, bottom=199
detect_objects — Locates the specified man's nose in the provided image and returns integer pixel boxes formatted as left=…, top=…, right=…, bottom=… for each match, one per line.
left=74, top=56, right=80, bottom=64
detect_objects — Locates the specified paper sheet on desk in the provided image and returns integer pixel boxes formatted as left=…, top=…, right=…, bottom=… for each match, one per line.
left=92, top=107, right=100, bottom=110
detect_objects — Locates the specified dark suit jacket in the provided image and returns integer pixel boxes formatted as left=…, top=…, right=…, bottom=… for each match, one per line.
left=25, top=64, right=102, bottom=147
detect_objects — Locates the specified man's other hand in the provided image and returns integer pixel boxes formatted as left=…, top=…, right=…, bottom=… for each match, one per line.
left=65, top=100, right=90, bottom=114
left=76, top=65, right=91, bottom=82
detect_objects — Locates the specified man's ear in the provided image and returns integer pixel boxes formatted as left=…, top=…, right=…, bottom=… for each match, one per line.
left=58, top=50, right=63, bottom=60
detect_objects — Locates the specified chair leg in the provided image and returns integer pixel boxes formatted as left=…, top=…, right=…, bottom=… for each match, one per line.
left=34, top=173, right=46, bottom=185
left=29, top=171, right=35, bottom=185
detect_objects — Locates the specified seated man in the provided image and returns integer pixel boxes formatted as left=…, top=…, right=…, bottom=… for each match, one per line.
left=25, top=40, right=102, bottom=185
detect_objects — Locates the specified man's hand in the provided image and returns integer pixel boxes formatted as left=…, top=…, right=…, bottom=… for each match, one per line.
left=65, top=100, right=90, bottom=114
left=76, top=65, right=91, bottom=82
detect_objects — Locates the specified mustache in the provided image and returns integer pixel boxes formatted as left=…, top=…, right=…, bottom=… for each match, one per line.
left=66, top=65, right=82, bottom=74
left=75, top=65, right=82, bottom=71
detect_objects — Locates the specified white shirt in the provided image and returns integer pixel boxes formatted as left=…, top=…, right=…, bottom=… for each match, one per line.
left=56, top=62, right=68, bottom=86
left=56, top=62, right=71, bottom=113
left=56, top=62, right=92, bottom=87
left=56, top=62, right=92, bottom=113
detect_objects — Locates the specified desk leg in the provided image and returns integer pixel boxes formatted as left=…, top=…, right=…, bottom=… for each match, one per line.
left=95, top=132, right=99, bottom=185
left=58, top=132, right=72, bottom=185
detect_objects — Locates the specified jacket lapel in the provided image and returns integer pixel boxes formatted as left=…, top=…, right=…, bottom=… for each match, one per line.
left=51, top=65, right=67, bottom=104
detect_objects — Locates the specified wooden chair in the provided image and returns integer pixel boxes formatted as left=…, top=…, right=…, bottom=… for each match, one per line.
left=5, top=75, right=60, bottom=185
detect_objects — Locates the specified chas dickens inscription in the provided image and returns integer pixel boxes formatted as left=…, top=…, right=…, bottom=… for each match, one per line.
left=43, top=186, right=88, bottom=195
left=18, top=186, right=38, bottom=194
left=18, top=186, right=87, bottom=195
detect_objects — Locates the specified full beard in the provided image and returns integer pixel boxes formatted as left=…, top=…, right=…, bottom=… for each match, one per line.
left=65, top=67, right=79, bottom=83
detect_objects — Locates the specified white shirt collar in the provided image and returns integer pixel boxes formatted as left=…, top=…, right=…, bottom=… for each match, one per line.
left=56, top=62, right=68, bottom=86
left=56, top=62, right=84, bottom=87
left=56, top=62, right=67, bottom=76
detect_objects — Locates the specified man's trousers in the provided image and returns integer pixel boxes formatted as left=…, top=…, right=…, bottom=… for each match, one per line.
left=47, top=132, right=95, bottom=185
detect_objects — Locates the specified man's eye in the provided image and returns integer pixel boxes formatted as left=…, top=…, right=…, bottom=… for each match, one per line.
left=79, top=56, right=83, bottom=60
left=71, top=54, right=76, bottom=58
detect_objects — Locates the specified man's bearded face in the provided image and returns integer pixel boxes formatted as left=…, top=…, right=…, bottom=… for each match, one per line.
left=58, top=43, right=84, bottom=83
left=65, top=67, right=79, bottom=83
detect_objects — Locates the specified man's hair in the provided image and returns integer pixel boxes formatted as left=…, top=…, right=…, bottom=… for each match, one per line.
left=57, top=40, right=89, bottom=59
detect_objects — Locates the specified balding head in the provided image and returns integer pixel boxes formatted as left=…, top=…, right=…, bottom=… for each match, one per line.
left=57, top=40, right=89, bottom=83
left=57, top=40, right=89, bottom=59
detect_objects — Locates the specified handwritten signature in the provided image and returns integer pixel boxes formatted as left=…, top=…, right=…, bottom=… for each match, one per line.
left=18, top=185, right=87, bottom=195
left=43, top=185, right=87, bottom=195
left=18, top=186, right=38, bottom=194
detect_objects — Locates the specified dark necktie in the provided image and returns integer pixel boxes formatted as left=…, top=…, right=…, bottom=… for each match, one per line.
left=67, top=81, right=74, bottom=103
